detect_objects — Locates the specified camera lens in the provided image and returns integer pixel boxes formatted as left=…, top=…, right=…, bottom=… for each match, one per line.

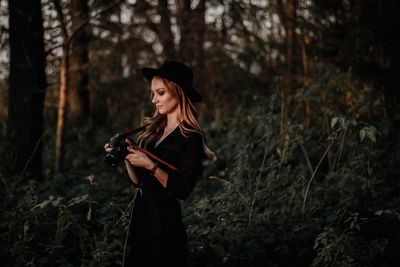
left=105, top=142, right=129, bottom=167
left=105, top=153, right=119, bottom=167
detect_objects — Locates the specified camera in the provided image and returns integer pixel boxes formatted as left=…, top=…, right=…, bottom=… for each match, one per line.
left=105, top=133, right=129, bottom=167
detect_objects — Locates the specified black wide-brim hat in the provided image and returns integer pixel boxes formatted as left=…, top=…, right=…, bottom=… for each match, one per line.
left=141, top=61, right=202, bottom=102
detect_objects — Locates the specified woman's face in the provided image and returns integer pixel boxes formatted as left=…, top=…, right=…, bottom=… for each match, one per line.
left=151, top=77, right=180, bottom=115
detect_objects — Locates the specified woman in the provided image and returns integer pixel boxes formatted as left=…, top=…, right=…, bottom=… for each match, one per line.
left=105, top=61, right=215, bottom=266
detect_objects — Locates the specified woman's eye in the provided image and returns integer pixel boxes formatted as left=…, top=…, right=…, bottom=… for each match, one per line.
left=158, top=92, right=164, bottom=96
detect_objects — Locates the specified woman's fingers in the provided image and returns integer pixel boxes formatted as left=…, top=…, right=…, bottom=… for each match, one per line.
left=125, top=138, right=133, bottom=145
left=127, top=146, right=136, bottom=153
left=124, top=149, right=152, bottom=168
left=104, top=143, right=112, bottom=152
left=125, top=152, right=136, bottom=164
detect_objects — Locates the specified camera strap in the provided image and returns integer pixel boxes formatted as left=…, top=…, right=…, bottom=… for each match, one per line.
left=123, top=125, right=179, bottom=172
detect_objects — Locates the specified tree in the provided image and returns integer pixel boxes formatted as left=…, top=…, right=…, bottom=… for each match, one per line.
left=52, top=0, right=123, bottom=172
left=310, top=0, right=400, bottom=135
left=52, top=0, right=70, bottom=172
left=7, top=0, right=47, bottom=179
left=174, top=0, right=206, bottom=94
left=69, top=0, right=90, bottom=123
left=157, top=0, right=176, bottom=59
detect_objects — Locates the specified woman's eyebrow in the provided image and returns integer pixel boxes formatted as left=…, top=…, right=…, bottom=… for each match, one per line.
left=151, top=87, right=165, bottom=92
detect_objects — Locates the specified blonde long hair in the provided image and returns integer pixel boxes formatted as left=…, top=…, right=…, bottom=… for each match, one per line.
left=137, top=76, right=216, bottom=161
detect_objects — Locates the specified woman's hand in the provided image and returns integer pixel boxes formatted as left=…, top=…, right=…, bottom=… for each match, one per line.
left=104, top=138, right=132, bottom=153
left=125, top=147, right=154, bottom=169
left=104, top=143, right=112, bottom=152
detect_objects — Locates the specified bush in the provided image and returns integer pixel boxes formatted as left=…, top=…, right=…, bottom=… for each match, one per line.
left=1, top=70, right=400, bottom=266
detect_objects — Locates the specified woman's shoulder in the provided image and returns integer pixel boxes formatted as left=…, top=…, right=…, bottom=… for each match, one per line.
left=179, top=131, right=207, bottom=159
left=181, top=129, right=204, bottom=142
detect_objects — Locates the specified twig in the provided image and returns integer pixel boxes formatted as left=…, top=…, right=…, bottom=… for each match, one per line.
left=248, top=144, right=269, bottom=227
left=302, top=136, right=336, bottom=213
left=77, top=225, right=85, bottom=266
left=113, top=191, right=138, bottom=229
left=51, top=0, right=68, bottom=39
left=0, top=171, right=10, bottom=193
left=18, top=129, right=48, bottom=179
left=248, top=198, right=256, bottom=227
left=299, top=141, right=314, bottom=176
left=333, top=127, right=347, bottom=170
left=122, top=189, right=140, bottom=267
left=49, top=0, right=124, bottom=52
left=68, top=0, right=124, bottom=44
left=255, top=146, right=268, bottom=192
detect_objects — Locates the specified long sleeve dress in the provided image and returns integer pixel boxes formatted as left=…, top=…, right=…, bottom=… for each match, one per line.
left=125, top=127, right=206, bottom=267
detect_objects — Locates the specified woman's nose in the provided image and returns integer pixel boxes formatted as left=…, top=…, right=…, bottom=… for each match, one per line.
left=152, top=95, right=157, bottom=103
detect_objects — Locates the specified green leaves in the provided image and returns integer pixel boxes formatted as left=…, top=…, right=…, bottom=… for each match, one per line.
left=67, top=194, right=89, bottom=207
left=375, top=209, right=400, bottom=220
left=1, top=66, right=397, bottom=266
left=331, top=117, right=339, bottom=128
left=32, top=195, right=65, bottom=210
left=331, top=116, right=356, bottom=130
left=359, top=126, right=378, bottom=143
left=312, top=227, right=355, bottom=267
left=331, top=116, right=379, bottom=143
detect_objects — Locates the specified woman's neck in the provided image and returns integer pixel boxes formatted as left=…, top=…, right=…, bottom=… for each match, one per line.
left=165, top=114, right=180, bottom=130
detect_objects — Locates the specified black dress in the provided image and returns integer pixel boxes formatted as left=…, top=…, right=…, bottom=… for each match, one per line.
left=126, top=127, right=206, bottom=267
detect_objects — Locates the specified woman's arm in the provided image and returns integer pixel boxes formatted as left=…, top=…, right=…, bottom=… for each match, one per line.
left=125, top=153, right=168, bottom=187
left=105, top=142, right=141, bottom=186
left=123, top=134, right=205, bottom=198
left=151, top=165, right=168, bottom=188
left=157, top=134, right=205, bottom=199
left=124, top=160, right=140, bottom=185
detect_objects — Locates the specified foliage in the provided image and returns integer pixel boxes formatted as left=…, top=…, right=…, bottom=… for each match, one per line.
left=182, top=71, right=400, bottom=267
left=2, top=0, right=400, bottom=265
left=0, top=122, right=136, bottom=266
left=1, top=71, right=400, bottom=266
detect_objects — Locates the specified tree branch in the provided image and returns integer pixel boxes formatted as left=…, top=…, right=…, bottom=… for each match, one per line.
left=68, top=0, right=124, bottom=44
left=51, top=0, right=69, bottom=39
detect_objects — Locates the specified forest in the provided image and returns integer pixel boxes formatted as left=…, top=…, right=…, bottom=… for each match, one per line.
left=1, top=0, right=400, bottom=266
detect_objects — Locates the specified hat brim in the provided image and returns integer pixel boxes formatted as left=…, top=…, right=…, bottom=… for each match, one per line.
left=141, top=68, right=202, bottom=102
left=142, top=68, right=160, bottom=82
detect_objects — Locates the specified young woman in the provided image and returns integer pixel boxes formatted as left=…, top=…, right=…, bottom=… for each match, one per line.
left=105, top=61, right=215, bottom=266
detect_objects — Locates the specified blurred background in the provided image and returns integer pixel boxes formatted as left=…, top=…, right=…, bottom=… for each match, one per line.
left=1, top=0, right=400, bottom=266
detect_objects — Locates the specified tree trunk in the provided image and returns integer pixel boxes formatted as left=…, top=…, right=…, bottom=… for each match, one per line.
left=192, top=0, right=206, bottom=96
left=174, top=0, right=206, bottom=97
left=276, top=0, right=297, bottom=121
left=52, top=0, right=123, bottom=172
left=286, top=0, right=296, bottom=74
left=286, top=0, right=297, bottom=98
left=69, top=0, right=90, bottom=123
left=55, top=50, right=69, bottom=172
left=52, top=0, right=69, bottom=172
left=301, top=34, right=311, bottom=128
left=158, top=0, right=176, bottom=59
left=7, top=0, right=47, bottom=179
left=175, top=0, right=192, bottom=63
left=301, top=35, right=309, bottom=76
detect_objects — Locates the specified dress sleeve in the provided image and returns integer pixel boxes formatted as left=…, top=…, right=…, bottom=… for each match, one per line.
left=166, top=133, right=205, bottom=200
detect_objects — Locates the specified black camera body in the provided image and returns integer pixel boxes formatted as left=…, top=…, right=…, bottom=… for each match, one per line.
left=105, top=133, right=129, bottom=167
